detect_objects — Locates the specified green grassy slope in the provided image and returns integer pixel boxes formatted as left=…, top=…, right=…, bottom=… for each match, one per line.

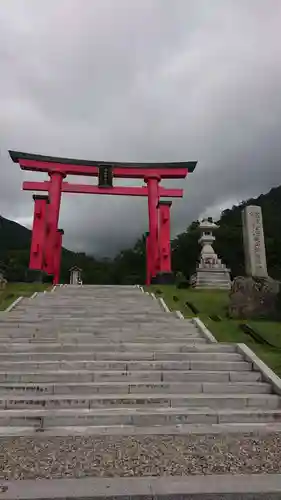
left=0, top=282, right=50, bottom=310
left=150, top=285, right=281, bottom=376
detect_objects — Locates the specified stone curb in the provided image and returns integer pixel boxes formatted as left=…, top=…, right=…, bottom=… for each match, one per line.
left=191, top=319, right=281, bottom=397
left=237, top=343, right=281, bottom=395
left=175, top=310, right=184, bottom=319
left=158, top=296, right=170, bottom=313
left=2, top=422, right=281, bottom=437
left=192, top=317, right=217, bottom=343
left=2, top=474, right=281, bottom=499
left=51, top=286, right=56, bottom=293
left=30, top=292, right=38, bottom=299
left=170, top=311, right=217, bottom=341
left=5, top=296, right=23, bottom=313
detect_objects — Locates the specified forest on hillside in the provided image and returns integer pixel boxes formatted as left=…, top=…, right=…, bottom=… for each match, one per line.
left=0, top=184, right=281, bottom=284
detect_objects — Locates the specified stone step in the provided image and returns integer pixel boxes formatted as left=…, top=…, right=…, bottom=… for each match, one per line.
left=1, top=310, right=173, bottom=316
left=3, top=474, right=280, bottom=500
left=0, top=344, right=236, bottom=357
left=0, top=322, right=198, bottom=329
left=0, top=321, right=186, bottom=326
left=0, top=352, right=243, bottom=362
left=16, top=304, right=164, bottom=310
left=0, top=337, right=207, bottom=345
left=0, top=338, right=208, bottom=349
left=0, top=330, right=203, bottom=339
left=0, top=327, right=201, bottom=336
left=0, top=327, right=204, bottom=335
left=0, top=359, right=251, bottom=371
left=0, top=318, right=194, bottom=325
left=3, top=309, right=170, bottom=314
left=21, top=302, right=160, bottom=306
left=13, top=313, right=169, bottom=319
left=0, top=381, right=271, bottom=395
left=0, top=338, right=59, bottom=344
left=3, top=421, right=281, bottom=436
left=2, top=312, right=177, bottom=317
left=0, top=327, right=197, bottom=335
left=0, top=392, right=279, bottom=410
left=0, top=369, right=261, bottom=383
left=1, top=407, right=281, bottom=427
left=0, top=322, right=195, bottom=331
left=2, top=320, right=183, bottom=327
left=56, top=332, right=202, bottom=340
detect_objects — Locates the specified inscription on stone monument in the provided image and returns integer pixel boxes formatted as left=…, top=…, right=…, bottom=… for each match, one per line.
left=242, top=205, right=268, bottom=277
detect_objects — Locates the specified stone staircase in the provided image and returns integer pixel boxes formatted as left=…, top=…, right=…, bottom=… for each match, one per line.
left=0, top=284, right=280, bottom=433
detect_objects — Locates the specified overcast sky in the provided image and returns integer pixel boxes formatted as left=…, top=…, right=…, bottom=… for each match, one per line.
left=1, top=0, right=281, bottom=256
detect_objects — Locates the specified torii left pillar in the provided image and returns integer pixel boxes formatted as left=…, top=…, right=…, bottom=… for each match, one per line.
left=53, top=229, right=64, bottom=285
left=157, top=200, right=174, bottom=283
left=29, top=195, right=49, bottom=271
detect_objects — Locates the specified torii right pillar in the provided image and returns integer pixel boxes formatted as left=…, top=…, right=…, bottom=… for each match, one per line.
left=145, top=232, right=151, bottom=286
left=53, top=229, right=64, bottom=285
left=44, top=171, right=65, bottom=276
left=145, top=175, right=160, bottom=282
left=157, top=200, right=174, bottom=284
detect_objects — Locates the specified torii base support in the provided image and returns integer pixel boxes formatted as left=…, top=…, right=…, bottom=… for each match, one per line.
left=25, top=269, right=52, bottom=283
left=151, top=272, right=175, bottom=285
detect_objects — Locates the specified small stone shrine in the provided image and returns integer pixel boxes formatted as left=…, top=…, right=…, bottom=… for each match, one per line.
left=69, top=266, right=83, bottom=285
left=190, top=218, right=231, bottom=289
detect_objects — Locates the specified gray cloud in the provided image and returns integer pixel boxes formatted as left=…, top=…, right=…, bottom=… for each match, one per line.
left=0, top=0, right=281, bottom=256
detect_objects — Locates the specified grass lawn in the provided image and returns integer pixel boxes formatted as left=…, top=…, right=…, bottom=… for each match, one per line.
left=0, top=282, right=51, bottom=310
left=149, top=285, right=281, bottom=377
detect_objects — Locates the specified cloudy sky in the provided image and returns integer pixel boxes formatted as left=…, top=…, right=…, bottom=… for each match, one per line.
left=1, top=0, right=281, bottom=256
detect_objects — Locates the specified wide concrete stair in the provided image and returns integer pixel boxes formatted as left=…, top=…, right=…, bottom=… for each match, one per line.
left=0, top=285, right=280, bottom=433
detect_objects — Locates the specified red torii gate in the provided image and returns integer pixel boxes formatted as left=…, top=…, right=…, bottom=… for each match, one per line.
left=9, top=151, right=197, bottom=284
left=24, top=181, right=182, bottom=284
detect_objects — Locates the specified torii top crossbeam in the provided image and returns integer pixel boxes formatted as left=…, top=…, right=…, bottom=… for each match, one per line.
left=9, top=151, right=197, bottom=179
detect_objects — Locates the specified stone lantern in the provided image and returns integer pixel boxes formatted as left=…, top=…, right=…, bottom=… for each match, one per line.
left=190, top=218, right=231, bottom=289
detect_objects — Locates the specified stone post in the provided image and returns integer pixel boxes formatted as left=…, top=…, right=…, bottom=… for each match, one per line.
left=242, top=205, right=268, bottom=277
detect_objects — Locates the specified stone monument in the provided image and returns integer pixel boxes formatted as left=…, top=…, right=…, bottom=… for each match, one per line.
left=229, top=205, right=280, bottom=319
left=190, top=218, right=232, bottom=289
left=242, top=205, right=268, bottom=278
